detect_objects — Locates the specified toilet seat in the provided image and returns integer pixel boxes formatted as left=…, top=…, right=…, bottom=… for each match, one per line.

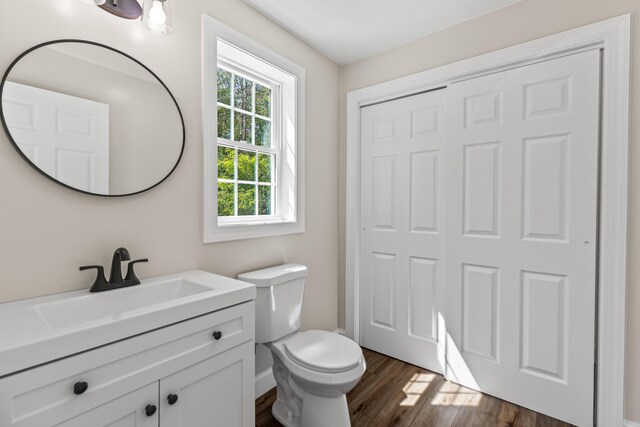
left=284, top=330, right=363, bottom=373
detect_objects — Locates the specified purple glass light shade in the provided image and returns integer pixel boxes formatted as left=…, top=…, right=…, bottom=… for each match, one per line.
left=98, top=0, right=143, bottom=20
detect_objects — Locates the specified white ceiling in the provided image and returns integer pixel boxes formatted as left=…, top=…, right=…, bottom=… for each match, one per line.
left=245, top=0, right=523, bottom=65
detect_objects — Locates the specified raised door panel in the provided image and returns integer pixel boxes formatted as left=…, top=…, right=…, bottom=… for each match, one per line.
left=463, top=142, right=501, bottom=237
left=523, top=77, right=570, bottom=120
left=3, top=98, right=36, bottom=129
left=371, top=155, right=397, bottom=230
left=55, top=149, right=95, bottom=192
left=522, top=135, right=569, bottom=241
left=159, top=341, right=254, bottom=427
left=408, top=257, right=438, bottom=342
left=55, top=383, right=158, bottom=427
left=462, top=264, right=499, bottom=361
left=410, top=151, right=439, bottom=233
left=520, top=271, right=567, bottom=381
left=370, top=252, right=397, bottom=330
left=411, top=106, right=440, bottom=138
left=464, top=91, right=502, bottom=128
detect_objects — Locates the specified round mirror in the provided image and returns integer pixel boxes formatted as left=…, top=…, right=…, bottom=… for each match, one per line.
left=0, top=40, right=185, bottom=197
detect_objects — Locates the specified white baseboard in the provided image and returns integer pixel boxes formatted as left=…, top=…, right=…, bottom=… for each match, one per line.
left=625, top=420, right=640, bottom=427
left=333, top=328, right=346, bottom=335
left=255, top=368, right=276, bottom=398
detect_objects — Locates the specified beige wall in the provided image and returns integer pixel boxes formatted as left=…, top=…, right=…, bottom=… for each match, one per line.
left=0, top=0, right=340, bottom=335
left=339, top=0, right=640, bottom=422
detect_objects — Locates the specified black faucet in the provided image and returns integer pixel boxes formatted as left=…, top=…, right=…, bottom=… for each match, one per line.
left=80, top=247, right=149, bottom=292
left=109, top=247, right=131, bottom=284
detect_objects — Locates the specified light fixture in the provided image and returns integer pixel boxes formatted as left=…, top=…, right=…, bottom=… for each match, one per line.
left=98, top=0, right=142, bottom=20
left=81, top=0, right=173, bottom=35
left=141, top=0, right=173, bottom=36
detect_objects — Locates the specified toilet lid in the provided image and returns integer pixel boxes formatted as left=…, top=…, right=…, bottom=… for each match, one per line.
left=284, top=330, right=363, bottom=373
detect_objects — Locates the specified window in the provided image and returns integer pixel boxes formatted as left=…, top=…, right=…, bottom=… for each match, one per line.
left=202, top=15, right=305, bottom=242
left=216, top=67, right=276, bottom=217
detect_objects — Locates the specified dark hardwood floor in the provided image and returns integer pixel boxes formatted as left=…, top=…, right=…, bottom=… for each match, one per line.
left=255, top=348, right=576, bottom=427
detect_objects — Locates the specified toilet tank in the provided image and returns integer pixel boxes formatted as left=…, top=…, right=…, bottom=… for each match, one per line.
left=238, top=264, right=307, bottom=344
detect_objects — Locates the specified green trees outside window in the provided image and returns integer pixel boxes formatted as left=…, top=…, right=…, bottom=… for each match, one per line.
left=217, top=67, right=274, bottom=217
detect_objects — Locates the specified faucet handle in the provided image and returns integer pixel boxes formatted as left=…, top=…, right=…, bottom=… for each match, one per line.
left=124, top=259, right=149, bottom=285
left=80, top=265, right=110, bottom=293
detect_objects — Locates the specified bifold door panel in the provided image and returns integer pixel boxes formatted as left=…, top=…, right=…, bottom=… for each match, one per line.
left=360, top=49, right=600, bottom=427
left=361, top=89, right=447, bottom=372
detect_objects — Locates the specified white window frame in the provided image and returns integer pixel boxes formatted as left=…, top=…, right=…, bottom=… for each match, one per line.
left=202, top=15, right=305, bottom=243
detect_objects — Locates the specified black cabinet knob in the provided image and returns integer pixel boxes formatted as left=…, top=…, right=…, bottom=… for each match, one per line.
left=73, top=381, right=88, bottom=395
left=145, top=404, right=157, bottom=417
left=212, top=330, right=222, bottom=341
left=167, top=393, right=179, bottom=405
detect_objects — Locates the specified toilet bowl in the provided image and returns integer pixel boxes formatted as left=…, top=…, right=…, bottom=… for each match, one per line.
left=238, top=264, right=366, bottom=427
left=268, top=330, right=365, bottom=427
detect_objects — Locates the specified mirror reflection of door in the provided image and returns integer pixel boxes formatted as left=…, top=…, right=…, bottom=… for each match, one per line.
left=0, top=41, right=185, bottom=196
left=3, top=82, right=109, bottom=193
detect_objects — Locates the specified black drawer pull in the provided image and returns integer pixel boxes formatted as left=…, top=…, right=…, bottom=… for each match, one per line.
left=212, top=330, right=223, bottom=341
left=145, top=404, right=157, bottom=416
left=167, top=393, right=178, bottom=405
left=73, top=381, right=88, bottom=395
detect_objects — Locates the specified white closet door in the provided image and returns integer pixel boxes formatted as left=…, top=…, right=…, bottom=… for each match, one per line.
left=360, top=89, right=446, bottom=373
left=444, top=50, right=600, bottom=426
left=2, top=82, right=109, bottom=193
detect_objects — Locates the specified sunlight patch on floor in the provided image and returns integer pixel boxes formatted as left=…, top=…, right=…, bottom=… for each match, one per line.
left=400, top=372, right=436, bottom=406
left=430, top=381, right=481, bottom=407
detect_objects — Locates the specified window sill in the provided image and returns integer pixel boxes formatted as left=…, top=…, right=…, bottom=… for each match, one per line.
left=204, top=218, right=303, bottom=243
left=218, top=216, right=295, bottom=228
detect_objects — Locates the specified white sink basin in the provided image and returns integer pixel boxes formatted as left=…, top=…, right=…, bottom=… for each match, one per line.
left=34, top=279, right=213, bottom=329
left=0, top=270, right=256, bottom=378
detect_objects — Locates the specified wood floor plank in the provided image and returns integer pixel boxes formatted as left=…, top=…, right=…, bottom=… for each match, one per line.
left=255, top=388, right=276, bottom=414
left=351, top=412, right=374, bottom=427
left=255, top=388, right=278, bottom=427
left=421, top=381, right=470, bottom=427
left=514, top=406, right=537, bottom=427
left=362, top=346, right=394, bottom=374
left=497, top=401, right=520, bottom=427
left=410, top=400, right=460, bottom=427
left=450, top=386, right=501, bottom=427
left=347, top=347, right=388, bottom=406
left=407, top=376, right=460, bottom=427
left=367, top=366, right=441, bottom=426
left=255, top=348, right=576, bottom=427
left=536, top=413, right=574, bottom=427
left=349, top=357, right=407, bottom=418
left=255, top=416, right=282, bottom=427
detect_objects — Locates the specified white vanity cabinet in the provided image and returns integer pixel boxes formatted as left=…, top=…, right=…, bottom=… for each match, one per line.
left=159, top=342, right=253, bottom=426
left=0, top=301, right=255, bottom=427
left=56, top=383, right=160, bottom=427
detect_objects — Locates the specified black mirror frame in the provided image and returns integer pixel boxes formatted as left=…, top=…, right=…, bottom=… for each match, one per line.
left=0, top=39, right=186, bottom=197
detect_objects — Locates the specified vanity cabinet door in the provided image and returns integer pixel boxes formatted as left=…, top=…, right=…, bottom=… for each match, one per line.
left=159, top=341, right=254, bottom=427
left=55, top=382, right=159, bottom=427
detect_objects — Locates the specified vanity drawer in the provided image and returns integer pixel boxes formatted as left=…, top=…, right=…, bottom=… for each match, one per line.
left=0, top=301, right=254, bottom=427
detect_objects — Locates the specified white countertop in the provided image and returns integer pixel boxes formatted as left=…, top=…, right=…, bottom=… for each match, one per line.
left=0, top=270, right=256, bottom=378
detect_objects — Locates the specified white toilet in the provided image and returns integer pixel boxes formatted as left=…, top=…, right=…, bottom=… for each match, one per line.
left=238, top=264, right=366, bottom=427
